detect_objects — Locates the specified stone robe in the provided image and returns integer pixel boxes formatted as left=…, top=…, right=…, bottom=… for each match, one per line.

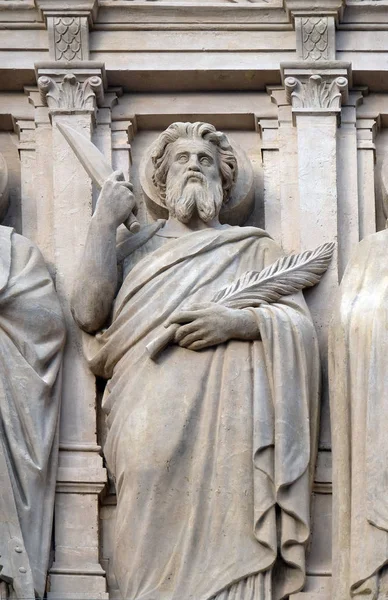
left=330, top=229, right=388, bottom=599
left=88, top=226, right=320, bottom=600
left=0, top=226, right=65, bottom=598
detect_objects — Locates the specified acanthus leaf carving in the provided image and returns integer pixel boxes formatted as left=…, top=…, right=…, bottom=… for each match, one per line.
left=285, top=74, right=348, bottom=111
left=37, top=74, right=104, bottom=113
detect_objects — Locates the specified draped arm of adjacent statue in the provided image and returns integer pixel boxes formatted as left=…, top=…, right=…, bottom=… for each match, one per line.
left=330, top=227, right=388, bottom=600
left=71, top=122, right=323, bottom=600
left=0, top=155, right=66, bottom=600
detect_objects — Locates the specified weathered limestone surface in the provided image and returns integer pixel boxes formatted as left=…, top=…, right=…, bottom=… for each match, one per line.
left=0, top=153, right=65, bottom=599
left=329, top=229, right=388, bottom=600
left=0, top=0, right=388, bottom=599
left=71, top=121, right=331, bottom=600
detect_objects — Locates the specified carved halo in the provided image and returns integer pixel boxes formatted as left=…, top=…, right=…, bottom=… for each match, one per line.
left=139, top=134, right=255, bottom=226
left=0, top=153, right=9, bottom=222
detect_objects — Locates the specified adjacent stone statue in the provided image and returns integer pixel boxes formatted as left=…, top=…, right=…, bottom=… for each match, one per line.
left=329, top=173, right=388, bottom=599
left=0, top=154, right=65, bottom=599
left=72, top=122, right=321, bottom=600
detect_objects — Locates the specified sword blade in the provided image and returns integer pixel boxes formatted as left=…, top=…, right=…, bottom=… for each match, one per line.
left=57, top=121, right=141, bottom=233
left=56, top=122, right=113, bottom=189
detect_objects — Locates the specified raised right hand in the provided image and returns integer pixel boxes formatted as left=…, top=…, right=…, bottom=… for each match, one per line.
left=95, top=170, right=137, bottom=229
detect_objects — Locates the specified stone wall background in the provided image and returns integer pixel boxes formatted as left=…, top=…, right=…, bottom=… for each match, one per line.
left=1, top=0, right=388, bottom=598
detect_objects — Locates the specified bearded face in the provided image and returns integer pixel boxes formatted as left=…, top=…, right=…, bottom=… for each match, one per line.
left=165, top=169, right=223, bottom=224
left=163, top=139, right=224, bottom=224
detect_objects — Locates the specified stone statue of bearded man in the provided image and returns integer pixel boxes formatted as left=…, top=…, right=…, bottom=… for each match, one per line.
left=72, top=122, right=320, bottom=600
left=152, top=121, right=237, bottom=226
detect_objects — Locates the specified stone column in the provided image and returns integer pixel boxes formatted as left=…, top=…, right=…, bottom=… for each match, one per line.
left=279, top=5, right=351, bottom=579
left=13, top=118, right=37, bottom=242
left=336, top=91, right=363, bottom=277
left=281, top=62, right=350, bottom=346
left=35, top=63, right=109, bottom=600
left=257, top=118, right=281, bottom=243
left=23, top=4, right=112, bottom=598
left=357, top=117, right=378, bottom=239
left=260, top=89, right=300, bottom=255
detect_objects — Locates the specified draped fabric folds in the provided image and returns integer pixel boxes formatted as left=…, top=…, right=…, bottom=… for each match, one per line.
left=87, top=226, right=320, bottom=600
left=0, top=227, right=65, bottom=598
left=330, top=229, right=388, bottom=600
left=212, top=572, right=269, bottom=600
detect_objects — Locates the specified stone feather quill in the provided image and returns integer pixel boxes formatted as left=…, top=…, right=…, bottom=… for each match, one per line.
left=213, top=241, right=335, bottom=307
left=146, top=241, right=335, bottom=358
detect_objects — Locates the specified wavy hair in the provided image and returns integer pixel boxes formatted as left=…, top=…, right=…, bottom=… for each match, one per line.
left=151, top=122, right=238, bottom=203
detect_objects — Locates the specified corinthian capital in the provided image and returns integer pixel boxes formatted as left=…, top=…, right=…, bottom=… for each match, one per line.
left=37, top=72, right=104, bottom=115
left=284, top=74, right=348, bottom=111
left=280, top=61, right=351, bottom=122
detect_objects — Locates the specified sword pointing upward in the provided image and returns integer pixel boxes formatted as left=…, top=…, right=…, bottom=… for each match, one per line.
left=57, top=122, right=140, bottom=233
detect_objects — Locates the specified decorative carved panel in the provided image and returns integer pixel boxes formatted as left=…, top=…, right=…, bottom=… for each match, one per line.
left=53, top=17, right=83, bottom=61
left=301, top=17, right=329, bottom=61
left=295, top=16, right=335, bottom=62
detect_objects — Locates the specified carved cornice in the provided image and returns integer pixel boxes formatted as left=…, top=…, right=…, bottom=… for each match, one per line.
left=35, top=60, right=107, bottom=87
left=356, top=117, right=378, bottom=154
left=94, top=0, right=286, bottom=28
left=99, top=0, right=274, bottom=5
left=0, top=0, right=35, bottom=7
left=36, top=0, right=98, bottom=25
left=13, top=118, right=36, bottom=152
left=284, top=0, right=345, bottom=19
left=56, top=481, right=107, bottom=494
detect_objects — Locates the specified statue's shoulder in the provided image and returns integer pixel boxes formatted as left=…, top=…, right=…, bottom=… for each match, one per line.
left=238, top=224, right=281, bottom=251
left=226, top=224, right=273, bottom=241
left=344, top=229, right=388, bottom=277
left=10, top=229, right=36, bottom=247
left=357, top=228, right=388, bottom=251
left=335, top=229, right=388, bottom=318
left=9, top=230, right=46, bottom=262
left=0, top=224, right=12, bottom=240
left=5, top=229, right=54, bottom=284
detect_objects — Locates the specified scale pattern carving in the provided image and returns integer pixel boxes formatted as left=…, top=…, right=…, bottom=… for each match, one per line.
left=54, top=17, right=83, bottom=62
left=302, top=17, right=328, bottom=61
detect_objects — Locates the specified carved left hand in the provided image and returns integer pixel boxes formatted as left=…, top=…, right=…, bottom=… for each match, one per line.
left=166, top=302, right=261, bottom=351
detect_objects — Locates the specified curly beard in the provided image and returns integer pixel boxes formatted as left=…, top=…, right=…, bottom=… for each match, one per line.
left=165, top=171, right=224, bottom=224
